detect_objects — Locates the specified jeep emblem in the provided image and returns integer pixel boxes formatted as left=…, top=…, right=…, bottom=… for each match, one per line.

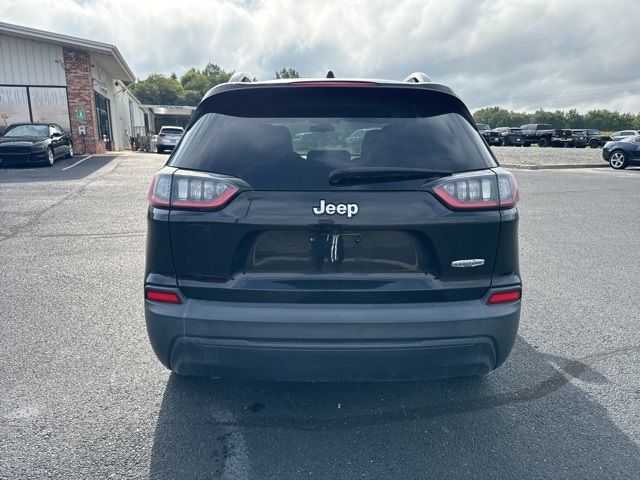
left=312, top=200, right=359, bottom=218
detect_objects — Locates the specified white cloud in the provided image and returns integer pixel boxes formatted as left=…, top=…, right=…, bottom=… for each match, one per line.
left=2, top=0, right=639, bottom=112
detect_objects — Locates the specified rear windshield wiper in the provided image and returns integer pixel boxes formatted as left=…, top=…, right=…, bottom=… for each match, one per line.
left=328, top=167, right=452, bottom=186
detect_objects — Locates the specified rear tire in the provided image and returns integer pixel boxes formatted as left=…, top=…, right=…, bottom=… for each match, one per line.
left=539, top=138, right=549, bottom=147
left=66, top=144, right=74, bottom=158
left=589, top=139, right=599, bottom=148
left=609, top=150, right=628, bottom=170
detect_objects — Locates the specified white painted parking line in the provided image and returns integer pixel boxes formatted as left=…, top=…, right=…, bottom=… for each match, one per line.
left=62, top=155, right=93, bottom=171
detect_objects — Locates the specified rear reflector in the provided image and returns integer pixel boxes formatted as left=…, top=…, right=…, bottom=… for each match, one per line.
left=487, top=289, right=521, bottom=305
left=145, top=289, right=182, bottom=304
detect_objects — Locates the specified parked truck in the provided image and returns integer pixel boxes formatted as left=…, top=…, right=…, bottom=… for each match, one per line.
left=520, top=123, right=572, bottom=147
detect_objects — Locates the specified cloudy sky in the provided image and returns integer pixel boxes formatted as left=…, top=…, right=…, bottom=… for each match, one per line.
left=2, top=0, right=639, bottom=112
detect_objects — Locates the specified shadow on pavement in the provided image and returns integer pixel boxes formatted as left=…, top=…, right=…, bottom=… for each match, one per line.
left=149, top=337, right=640, bottom=479
left=0, top=155, right=118, bottom=183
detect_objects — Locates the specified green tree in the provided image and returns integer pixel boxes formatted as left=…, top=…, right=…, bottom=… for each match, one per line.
left=203, top=63, right=234, bottom=85
left=178, top=64, right=234, bottom=106
left=130, top=74, right=185, bottom=105
left=473, top=106, right=640, bottom=132
left=275, top=68, right=300, bottom=79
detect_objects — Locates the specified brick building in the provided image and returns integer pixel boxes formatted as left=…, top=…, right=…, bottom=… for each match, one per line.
left=0, top=22, right=150, bottom=154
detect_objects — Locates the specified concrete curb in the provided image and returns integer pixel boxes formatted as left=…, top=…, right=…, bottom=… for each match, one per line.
left=499, top=163, right=609, bottom=170
left=93, top=152, right=124, bottom=157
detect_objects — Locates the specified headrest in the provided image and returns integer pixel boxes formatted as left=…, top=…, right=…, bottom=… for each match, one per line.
left=214, top=121, right=293, bottom=158
left=360, top=129, right=383, bottom=159
left=306, top=149, right=351, bottom=165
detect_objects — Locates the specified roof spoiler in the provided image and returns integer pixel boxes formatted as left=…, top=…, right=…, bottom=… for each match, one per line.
left=403, top=72, right=431, bottom=83
left=228, top=72, right=253, bottom=83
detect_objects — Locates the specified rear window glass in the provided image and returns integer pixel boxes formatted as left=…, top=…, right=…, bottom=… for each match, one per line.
left=169, top=87, right=496, bottom=190
left=160, top=128, right=183, bottom=134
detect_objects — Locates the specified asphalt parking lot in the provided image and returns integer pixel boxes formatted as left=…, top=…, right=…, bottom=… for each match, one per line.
left=1, top=153, right=639, bottom=479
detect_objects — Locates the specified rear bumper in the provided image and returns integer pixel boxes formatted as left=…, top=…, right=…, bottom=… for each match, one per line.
left=145, top=291, right=521, bottom=381
left=505, top=137, right=524, bottom=146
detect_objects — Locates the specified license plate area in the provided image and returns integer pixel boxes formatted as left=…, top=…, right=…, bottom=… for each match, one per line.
left=247, top=230, right=422, bottom=273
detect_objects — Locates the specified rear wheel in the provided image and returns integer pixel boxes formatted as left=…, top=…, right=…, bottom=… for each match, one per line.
left=539, top=138, right=549, bottom=147
left=609, top=150, right=628, bottom=170
left=66, top=144, right=74, bottom=158
left=589, top=139, right=599, bottom=148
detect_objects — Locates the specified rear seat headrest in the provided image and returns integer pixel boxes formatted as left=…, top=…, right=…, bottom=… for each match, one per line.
left=263, top=124, right=293, bottom=154
left=306, top=149, right=351, bottom=165
left=360, top=129, right=384, bottom=164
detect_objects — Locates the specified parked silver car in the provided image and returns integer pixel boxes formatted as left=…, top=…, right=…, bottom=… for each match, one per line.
left=156, top=126, right=184, bottom=153
left=610, top=130, right=640, bottom=142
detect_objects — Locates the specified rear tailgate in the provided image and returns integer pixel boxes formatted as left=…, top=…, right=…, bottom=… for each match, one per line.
left=169, top=190, right=501, bottom=303
left=164, top=84, right=503, bottom=304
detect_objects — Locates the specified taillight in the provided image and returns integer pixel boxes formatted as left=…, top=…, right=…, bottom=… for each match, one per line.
left=145, top=289, right=181, bottom=304
left=171, top=172, right=239, bottom=208
left=147, top=172, right=171, bottom=206
left=291, top=81, right=379, bottom=87
left=496, top=170, right=519, bottom=208
left=432, top=169, right=519, bottom=210
left=147, top=169, right=241, bottom=210
left=487, top=289, right=521, bottom=305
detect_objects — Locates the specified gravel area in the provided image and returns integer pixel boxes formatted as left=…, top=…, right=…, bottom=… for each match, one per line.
left=492, top=145, right=608, bottom=169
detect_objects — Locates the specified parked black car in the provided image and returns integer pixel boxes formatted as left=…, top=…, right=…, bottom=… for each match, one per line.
left=0, top=123, right=73, bottom=167
left=602, top=135, right=640, bottom=170
left=579, top=128, right=611, bottom=148
left=476, top=123, right=502, bottom=146
left=493, top=127, right=525, bottom=146
left=144, top=73, right=521, bottom=381
left=520, top=123, right=572, bottom=147
left=568, top=129, right=588, bottom=148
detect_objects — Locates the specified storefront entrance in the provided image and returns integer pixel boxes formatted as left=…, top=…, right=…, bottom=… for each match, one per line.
left=94, top=92, right=113, bottom=151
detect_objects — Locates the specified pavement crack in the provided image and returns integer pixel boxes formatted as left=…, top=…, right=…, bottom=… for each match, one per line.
left=35, top=231, right=146, bottom=239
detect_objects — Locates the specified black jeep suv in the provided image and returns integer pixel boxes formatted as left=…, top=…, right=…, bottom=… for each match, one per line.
left=144, top=73, right=521, bottom=381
